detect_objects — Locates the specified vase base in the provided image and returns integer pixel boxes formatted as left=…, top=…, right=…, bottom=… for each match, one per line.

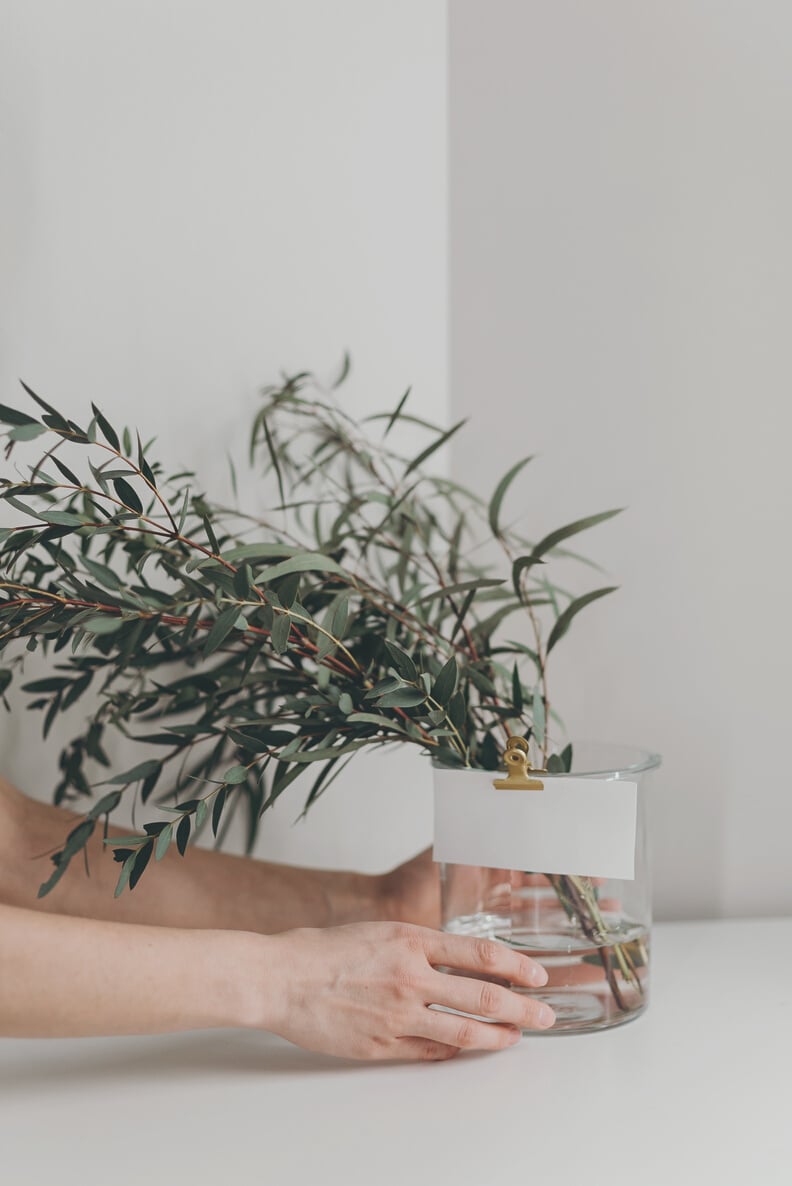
left=516, top=988, right=648, bottom=1034
left=443, top=916, right=650, bottom=1034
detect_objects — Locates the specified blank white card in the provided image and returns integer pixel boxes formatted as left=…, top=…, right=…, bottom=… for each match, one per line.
left=433, top=769, right=637, bottom=880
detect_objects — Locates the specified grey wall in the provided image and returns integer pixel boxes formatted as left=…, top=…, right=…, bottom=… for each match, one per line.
left=449, top=0, right=792, bottom=919
left=0, top=0, right=446, bottom=873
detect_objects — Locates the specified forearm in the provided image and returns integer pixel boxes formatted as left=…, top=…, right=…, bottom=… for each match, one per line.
left=0, top=778, right=386, bottom=932
left=0, top=902, right=264, bottom=1037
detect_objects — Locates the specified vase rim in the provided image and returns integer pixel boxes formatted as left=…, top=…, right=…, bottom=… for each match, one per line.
left=431, top=740, right=662, bottom=778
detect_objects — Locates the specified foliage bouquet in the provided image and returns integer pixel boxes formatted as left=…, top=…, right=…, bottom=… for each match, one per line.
left=0, top=364, right=642, bottom=1020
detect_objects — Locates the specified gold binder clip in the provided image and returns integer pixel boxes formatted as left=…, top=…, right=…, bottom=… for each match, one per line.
left=492, top=736, right=545, bottom=791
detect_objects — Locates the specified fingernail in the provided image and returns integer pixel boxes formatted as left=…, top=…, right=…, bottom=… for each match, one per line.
left=530, top=964, right=548, bottom=986
left=508, top=1028, right=522, bottom=1044
left=536, top=1005, right=555, bottom=1028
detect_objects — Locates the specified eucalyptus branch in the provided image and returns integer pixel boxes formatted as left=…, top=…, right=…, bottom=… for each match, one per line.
left=0, top=367, right=621, bottom=894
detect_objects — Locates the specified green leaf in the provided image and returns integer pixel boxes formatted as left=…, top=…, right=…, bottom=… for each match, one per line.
left=82, top=615, right=124, bottom=635
left=447, top=692, right=467, bottom=731
left=212, top=786, right=229, bottom=836
left=233, top=564, right=252, bottom=598
left=177, top=488, right=190, bottom=534
left=328, top=594, right=348, bottom=641
left=37, top=510, right=85, bottom=527
left=223, top=765, right=249, bottom=784
left=51, top=456, right=81, bottom=485
left=201, top=514, right=220, bottom=553
left=338, top=692, right=354, bottom=714
left=346, top=712, right=405, bottom=732
left=404, top=418, right=467, bottom=478
left=279, top=740, right=370, bottom=763
left=112, top=477, right=143, bottom=515
left=90, top=790, right=122, bottom=818
left=259, top=414, right=285, bottom=508
left=546, top=586, right=618, bottom=653
left=82, top=556, right=124, bottom=590
left=450, top=587, right=477, bottom=643
left=129, top=842, right=152, bottom=890
left=270, top=611, right=291, bottom=654
left=8, top=422, right=48, bottom=441
left=203, top=605, right=242, bottom=658
left=532, top=687, right=545, bottom=746
left=19, top=381, right=63, bottom=423
left=512, top=663, right=524, bottom=715
left=532, top=509, right=623, bottom=560
left=154, top=823, right=173, bottom=861
left=275, top=571, right=300, bottom=609
left=91, top=403, right=120, bottom=451
left=377, top=687, right=426, bottom=708
left=176, top=815, right=191, bottom=856
left=114, top=853, right=136, bottom=898
left=332, top=351, right=351, bottom=388
left=254, top=553, right=346, bottom=583
left=137, top=432, right=157, bottom=487
left=488, top=456, right=533, bottom=537
left=431, top=656, right=458, bottom=706
left=37, top=819, right=96, bottom=898
left=222, top=543, right=296, bottom=563
left=383, top=387, right=411, bottom=437
left=511, top=553, right=545, bottom=595
left=383, top=641, right=417, bottom=682
left=513, top=510, right=623, bottom=593
left=0, top=403, right=39, bottom=427
left=413, top=578, right=505, bottom=606
left=104, top=759, right=162, bottom=786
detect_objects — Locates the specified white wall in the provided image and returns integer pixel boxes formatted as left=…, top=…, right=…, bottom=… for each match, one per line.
left=0, top=0, right=446, bottom=872
left=450, top=0, right=792, bottom=919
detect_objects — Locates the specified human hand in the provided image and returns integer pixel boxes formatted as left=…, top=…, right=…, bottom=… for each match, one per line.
left=257, top=921, right=555, bottom=1061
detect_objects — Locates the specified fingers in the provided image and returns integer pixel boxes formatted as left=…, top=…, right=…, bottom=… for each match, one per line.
left=427, top=971, right=555, bottom=1031
left=415, top=1008, right=525, bottom=1051
left=424, top=930, right=548, bottom=990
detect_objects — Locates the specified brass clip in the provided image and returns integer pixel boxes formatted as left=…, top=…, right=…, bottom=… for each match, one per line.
left=492, top=736, right=545, bottom=791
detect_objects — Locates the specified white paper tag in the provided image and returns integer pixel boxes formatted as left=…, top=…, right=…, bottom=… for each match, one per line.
left=433, top=768, right=637, bottom=880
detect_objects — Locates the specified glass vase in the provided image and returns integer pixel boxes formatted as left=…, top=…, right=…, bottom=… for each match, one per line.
left=438, top=743, right=661, bottom=1034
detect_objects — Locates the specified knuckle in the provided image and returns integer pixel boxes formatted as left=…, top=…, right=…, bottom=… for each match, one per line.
left=455, top=1019, right=476, bottom=1047
left=392, top=922, right=423, bottom=953
left=387, top=921, right=412, bottom=942
left=477, top=981, right=501, bottom=1016
left=420, top=1041, right=446, bottom=1061
left=475, top=939, right=501, bottom=970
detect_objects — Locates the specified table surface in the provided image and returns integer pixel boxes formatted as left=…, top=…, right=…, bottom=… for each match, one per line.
left=1, top=917, right=790, bottom=1186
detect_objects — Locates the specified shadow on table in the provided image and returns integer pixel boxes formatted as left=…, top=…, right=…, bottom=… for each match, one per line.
left=0, top=1030, right=365, bottom=1093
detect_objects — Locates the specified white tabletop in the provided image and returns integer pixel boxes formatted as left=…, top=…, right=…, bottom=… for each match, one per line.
left=1, top=918, right=790, bottom=1186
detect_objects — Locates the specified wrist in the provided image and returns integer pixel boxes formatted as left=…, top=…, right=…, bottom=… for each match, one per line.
left=221, top=929, right=289, bottom=1033
left=194, top=929, right=277, bottom=1031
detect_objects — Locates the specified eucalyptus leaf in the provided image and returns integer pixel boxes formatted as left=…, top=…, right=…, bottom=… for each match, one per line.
left=546, top=586, right=618, bottom=653
left=488, top=456, right=533, bottom=537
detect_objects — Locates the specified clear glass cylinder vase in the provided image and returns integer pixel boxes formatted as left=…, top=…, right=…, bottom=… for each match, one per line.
left=438, top=743, right=661, bottom=1034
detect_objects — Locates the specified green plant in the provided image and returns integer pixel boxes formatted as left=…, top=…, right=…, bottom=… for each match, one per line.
left=0, top=363, right=621, bottom=902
